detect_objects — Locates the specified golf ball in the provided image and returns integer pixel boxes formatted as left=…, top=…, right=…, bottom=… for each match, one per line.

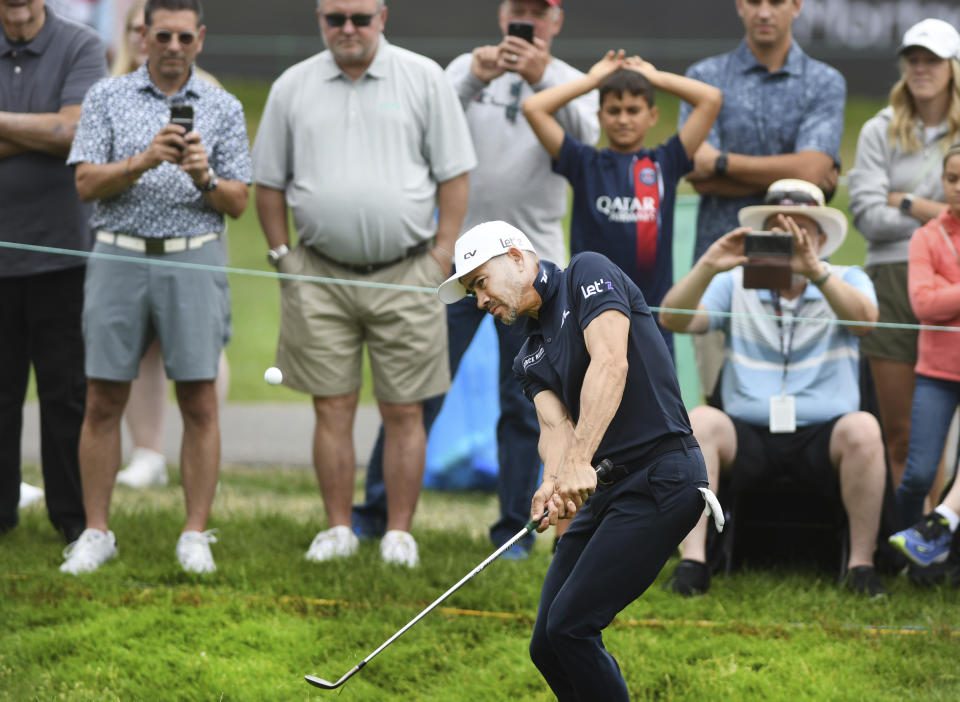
left=264, top=366, right=283, bottom=385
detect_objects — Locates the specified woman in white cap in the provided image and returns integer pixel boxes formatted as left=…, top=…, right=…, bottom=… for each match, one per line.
left=848, top=18, right=960, bottom=497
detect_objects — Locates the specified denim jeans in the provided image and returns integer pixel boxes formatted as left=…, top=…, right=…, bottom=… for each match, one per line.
left=352, top=297, right=541, bottom=549
left=897, top=374, right=960, bottom=526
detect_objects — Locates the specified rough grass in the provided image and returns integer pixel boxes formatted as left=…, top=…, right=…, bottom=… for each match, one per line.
left=4, top=464, right=959, bottom=701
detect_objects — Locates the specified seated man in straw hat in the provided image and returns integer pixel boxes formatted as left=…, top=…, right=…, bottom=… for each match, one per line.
left=659, top=179, right=888, bottom=597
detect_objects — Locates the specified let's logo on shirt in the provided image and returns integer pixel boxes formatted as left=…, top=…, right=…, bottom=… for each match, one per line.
left=581, top=278, right=613, bottom=299
left=595, top=195, right=657, bottom=224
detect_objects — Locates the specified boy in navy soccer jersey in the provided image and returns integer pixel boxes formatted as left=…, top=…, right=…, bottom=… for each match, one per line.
left=523, top=50, right=722, bottom=354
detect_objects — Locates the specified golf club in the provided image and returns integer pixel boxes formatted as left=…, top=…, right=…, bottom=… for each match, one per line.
left=304, top=458, right=615, bottom=691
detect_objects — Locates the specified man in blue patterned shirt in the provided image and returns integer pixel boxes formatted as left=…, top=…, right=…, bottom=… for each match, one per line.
left=677, top=0, right=845, bottom=398
left=61, top=0, right=252, bottom=575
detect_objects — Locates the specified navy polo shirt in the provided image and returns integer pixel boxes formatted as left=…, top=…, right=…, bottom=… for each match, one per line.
left=554, top=133, right=692, bottom=309
left=512, top=253, right=692, bottom=467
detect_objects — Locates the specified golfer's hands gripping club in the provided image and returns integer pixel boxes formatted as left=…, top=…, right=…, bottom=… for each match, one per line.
left=530, top=459, right=614, bottom=532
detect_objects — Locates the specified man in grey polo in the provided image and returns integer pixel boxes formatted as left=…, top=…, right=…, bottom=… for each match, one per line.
left=0, top=0, right=105, bottom=544
left=60, top=0, right=252, bottom=575
left=253, top=0, right=475, bottom=568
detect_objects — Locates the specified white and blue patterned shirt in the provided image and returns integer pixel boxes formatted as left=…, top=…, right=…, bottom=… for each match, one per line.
left=678, top=41, right=846, bottom=261
left=701, top=266, right=876, bottom=427
left=68, top=63, right=252, bottom=239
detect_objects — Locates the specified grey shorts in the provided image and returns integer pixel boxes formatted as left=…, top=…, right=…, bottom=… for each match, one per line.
left=83, top=238, right=231, bottom=382
left=859, top=262, right=918, bottom=365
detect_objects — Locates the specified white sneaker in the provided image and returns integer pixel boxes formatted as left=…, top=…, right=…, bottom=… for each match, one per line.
left=60, top=528, right=117, bottom=574
left=176, top=530, right=218, bottom=574
left=18, top=482, right=44, bottom=509
left=116, top=448, right=168, bottom=488
left=380, top=530, right=419, bottom=567
left=305, top=525, right=358, bottom=562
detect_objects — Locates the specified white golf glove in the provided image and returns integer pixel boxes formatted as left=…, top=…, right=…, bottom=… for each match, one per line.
left=698, top=487, right=724, bottom=532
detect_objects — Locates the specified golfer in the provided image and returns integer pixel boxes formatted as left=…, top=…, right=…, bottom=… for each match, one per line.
left=439, top=220, right=718, bottom=700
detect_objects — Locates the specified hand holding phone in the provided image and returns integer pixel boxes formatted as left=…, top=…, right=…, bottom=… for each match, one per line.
left=169, top=104, right=193, bottom=150
left=742, top=231, right=793, bottom=289
left=507, top=21, right=534, bottom=43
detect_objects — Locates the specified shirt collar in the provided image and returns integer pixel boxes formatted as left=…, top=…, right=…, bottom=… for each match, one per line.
left=0, top=6, right=57, bottom=55
left=734, top=38, right=805, bottom=77
left=318, top=34, right=390, bottom=81
left=515, top=259, right=562, bottom=335
left=136, top=61, right=202, bottom=101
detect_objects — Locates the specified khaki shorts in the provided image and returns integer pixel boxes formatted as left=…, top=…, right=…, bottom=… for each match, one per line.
left=276, top=244, right=450, bottom=403
left=859, top=262, right=918, bottom=365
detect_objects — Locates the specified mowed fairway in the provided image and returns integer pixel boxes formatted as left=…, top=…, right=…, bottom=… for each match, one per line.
left=4, top=464, right=959, bottom=701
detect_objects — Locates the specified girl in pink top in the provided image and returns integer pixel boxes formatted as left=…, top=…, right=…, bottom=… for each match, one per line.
left=889, top=144, right=960, bottom=568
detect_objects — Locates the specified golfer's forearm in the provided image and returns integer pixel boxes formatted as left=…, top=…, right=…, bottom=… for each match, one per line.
left=571, top=358, right=626, bottom=464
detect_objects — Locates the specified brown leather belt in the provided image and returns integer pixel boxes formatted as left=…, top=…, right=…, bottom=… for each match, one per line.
left=313, top=240, right=430, bottom=274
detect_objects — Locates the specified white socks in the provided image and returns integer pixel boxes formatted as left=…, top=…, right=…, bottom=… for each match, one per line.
left=934, top=505, right=960, bottom=532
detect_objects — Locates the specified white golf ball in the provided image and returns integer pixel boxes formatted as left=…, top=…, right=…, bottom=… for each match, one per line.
left=264, top=366, right=283, bottom=385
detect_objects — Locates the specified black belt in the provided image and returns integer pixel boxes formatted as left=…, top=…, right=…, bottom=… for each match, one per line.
left=313, top=240, right=430, bottom=275
left=598, top=434, right=699, bottom=485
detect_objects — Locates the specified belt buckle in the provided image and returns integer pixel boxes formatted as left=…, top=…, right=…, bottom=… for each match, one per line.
left=144, top=238, right=165, bottom=255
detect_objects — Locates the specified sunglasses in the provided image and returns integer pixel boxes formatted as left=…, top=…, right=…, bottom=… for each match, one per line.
left=763, top=190, right=820, bottom=206
left=151, top=29, right=198, bottom=45
left=324, top=13, right=375, bottom=28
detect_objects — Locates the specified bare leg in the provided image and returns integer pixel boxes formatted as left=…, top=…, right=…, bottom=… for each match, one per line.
left=380, top=400, right=426, bottom=533
left=214, top=350, right=229, bottom=407
left=679, top=406, right=738, bottom=562
left=830, top=411, right=885, bottom=568
left=125, top=340, right=167, bottom=452
left=867, top=357, right=915, bottom=489
left=940, top=468, right=960, bottom=515
left=312, top=392, right=359, bottom=528
left=176, top=380, right=220, bottom=533
left=78, top=379, right=131, bottom=531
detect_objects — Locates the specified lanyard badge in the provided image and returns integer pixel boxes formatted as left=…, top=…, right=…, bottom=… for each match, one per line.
left=769, top=291, right=798, bottom=433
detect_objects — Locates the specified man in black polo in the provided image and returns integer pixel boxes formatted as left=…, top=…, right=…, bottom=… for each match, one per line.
left=437, top=220, right=721, bottom=701
left=0, top=0, right=106, bottom=542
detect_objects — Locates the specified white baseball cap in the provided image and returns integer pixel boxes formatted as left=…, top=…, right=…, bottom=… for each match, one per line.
left=437, top=221, right=537, bottom=304
left=899, top=18, right=960, bottom=60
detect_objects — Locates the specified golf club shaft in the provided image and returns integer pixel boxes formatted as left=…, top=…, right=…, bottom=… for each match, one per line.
left=305, top=458, right=614, bottom=690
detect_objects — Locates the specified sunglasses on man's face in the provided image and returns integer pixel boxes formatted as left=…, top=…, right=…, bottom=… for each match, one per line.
left=151, top=29, right=198, bottom=46
left=324, top=13, right=375, bottom=28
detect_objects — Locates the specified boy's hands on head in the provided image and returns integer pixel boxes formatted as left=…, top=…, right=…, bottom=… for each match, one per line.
left=622, top=55, right=657, bottom=80
left=587, top=49, right=626, bottom=85
left=498, top=35, right=551, bottom=85
left=471, top=45, right=507, bottom=84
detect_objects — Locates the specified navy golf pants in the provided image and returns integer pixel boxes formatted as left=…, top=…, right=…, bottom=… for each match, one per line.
left=530, top=444, right=707, bottom=701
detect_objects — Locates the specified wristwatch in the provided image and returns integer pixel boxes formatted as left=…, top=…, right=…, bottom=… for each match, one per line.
left=267, top=244, right=290, bottom=267
left=714, top=151, right=729, bottom=176
left=900, top=194, right=914, bottom=216
left=196, top=167, right=218, bottom=192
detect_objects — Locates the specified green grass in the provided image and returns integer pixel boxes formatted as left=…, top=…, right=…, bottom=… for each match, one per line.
left=4, top=464, right=959, bottom=701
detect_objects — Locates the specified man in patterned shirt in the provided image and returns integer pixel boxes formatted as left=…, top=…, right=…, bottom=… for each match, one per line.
left=677, top=0, right=846, bottom=399
left=61, top=0, right=252, bottom=575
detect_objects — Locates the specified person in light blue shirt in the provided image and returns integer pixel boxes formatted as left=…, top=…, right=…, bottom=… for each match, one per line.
left=677, top=0, right=845, bottom=399
left=659, top=179, right=888, bottom=598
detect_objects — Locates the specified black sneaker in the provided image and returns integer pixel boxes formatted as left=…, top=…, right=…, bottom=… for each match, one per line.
left=844, top=565, right=886, bottom=598
left=666, top=559, right=710, bottom=596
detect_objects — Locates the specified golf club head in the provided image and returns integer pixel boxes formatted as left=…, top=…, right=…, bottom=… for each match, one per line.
left=304, top=675, right=340, bottom=689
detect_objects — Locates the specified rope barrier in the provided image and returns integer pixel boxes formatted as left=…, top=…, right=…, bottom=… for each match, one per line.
left=3, top=239, right=959, bottom=332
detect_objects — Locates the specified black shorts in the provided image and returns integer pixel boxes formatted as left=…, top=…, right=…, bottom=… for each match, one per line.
left=730, top=417, right=842, bottom=503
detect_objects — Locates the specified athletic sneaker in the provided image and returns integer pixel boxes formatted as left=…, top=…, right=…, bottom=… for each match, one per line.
left=499, top=543, right=530, bottom=561
left=844, top=565, right=886, bottom=598
left=665, top=559, right=710, bottom=596
left=305, top=525, right=358, bottom=562
left=888, top=512, right=953, bottom=567
left=176, top=530, right=218, bottom=573
left=60, top=528, right=117, bottom=574
left=116, top=448, right=168, bottom=488
left=381, top=530, right=419, bottom=567
left=18, top=482, right=44, bottom=509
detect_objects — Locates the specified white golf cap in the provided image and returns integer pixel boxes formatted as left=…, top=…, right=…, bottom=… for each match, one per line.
left=437, top=221, right=537, bottom=304
left=737, top=179, right=848, bottom=259
left=899, top=18, right=960, bottom=60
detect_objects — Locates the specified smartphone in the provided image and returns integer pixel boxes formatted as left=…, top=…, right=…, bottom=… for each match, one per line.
left=169, top=103, right=193, bottom=135
left=742, top=231, right=793, bottom=289
left=507, top=21, right=534, bottom=43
